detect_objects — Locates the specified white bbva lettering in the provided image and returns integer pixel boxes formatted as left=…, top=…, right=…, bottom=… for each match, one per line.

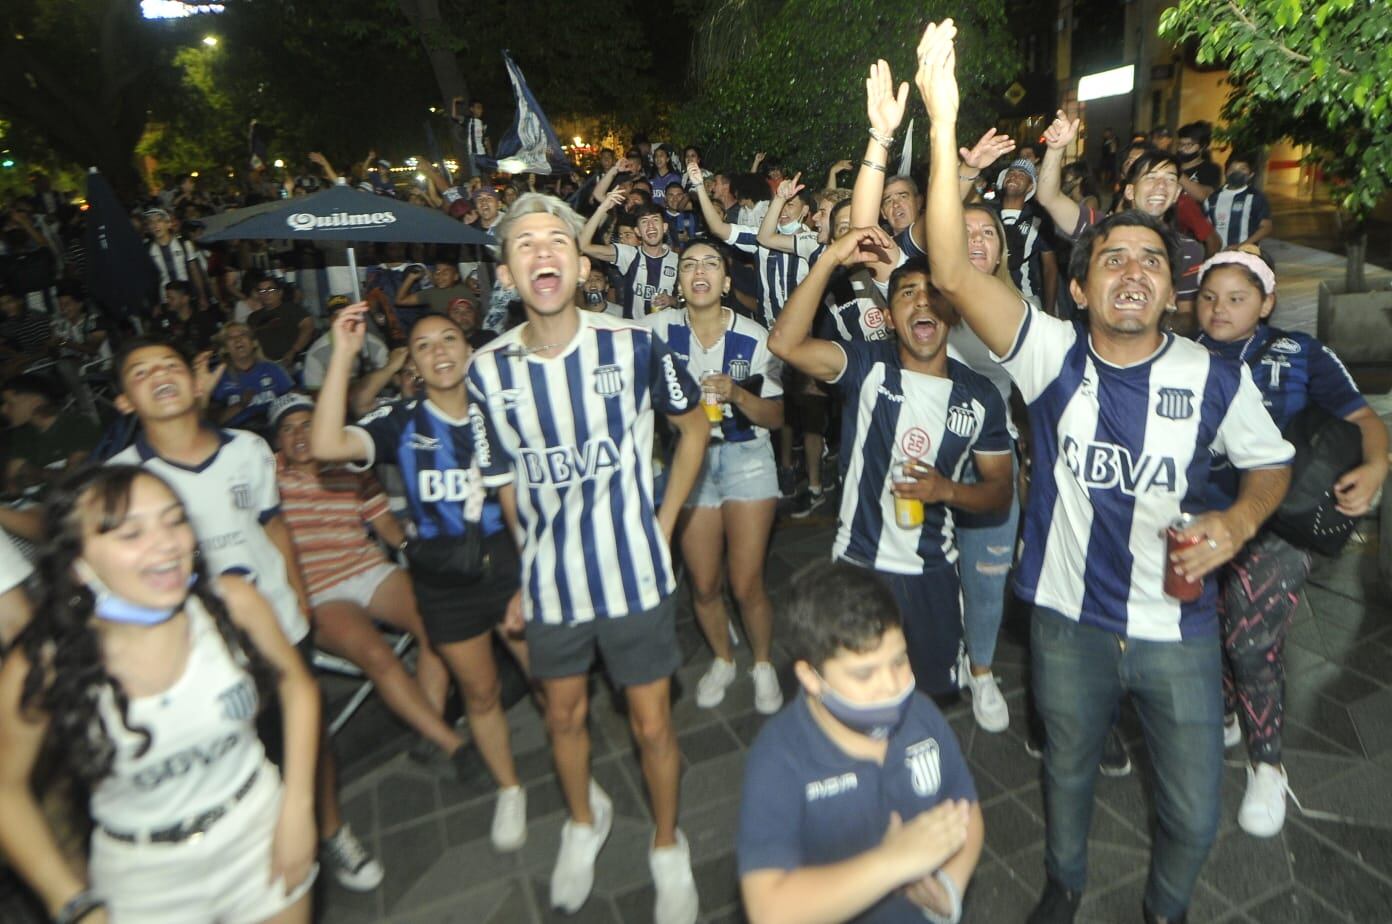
left=418, top=469, right=473, bottom=502
left=519, top=438, right=621, bottom=485
left=1061, top=435, right=1178, bottom=495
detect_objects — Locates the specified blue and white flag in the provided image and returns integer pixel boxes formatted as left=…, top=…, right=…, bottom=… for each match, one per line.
left=476, top=51, right=572, bottom=176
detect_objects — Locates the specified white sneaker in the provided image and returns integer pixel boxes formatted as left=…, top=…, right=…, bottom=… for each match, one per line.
left=322, top=823, right=385, bottom=891
left=695, top=658, right=737, bottom=708
left=649, top=829, right=699, bottom=924
left=1238, top=763, right=1288, bottom=837
left=550, top=781, right=613, bottom=912
left=1223, top=713, right=1242, bottom=749
left=490, top=785, right=527, bottom=852
left=751, top=662, right=783, bottom=715
left=965, top=669, right=1010, bottom=733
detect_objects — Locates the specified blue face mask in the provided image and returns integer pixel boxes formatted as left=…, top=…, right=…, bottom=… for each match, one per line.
left=78, top=562, right=193, bottom=627
left=816, top=672, right=915, bottom=740
left=778, top=221, right=803, bottom=235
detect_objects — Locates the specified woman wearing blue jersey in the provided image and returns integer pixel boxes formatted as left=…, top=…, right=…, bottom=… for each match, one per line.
left=309, top=307, right=528, bottom=853
left=649, top=241, right=787, bottom=714
left=1194, top=250, right=1388, bottom=837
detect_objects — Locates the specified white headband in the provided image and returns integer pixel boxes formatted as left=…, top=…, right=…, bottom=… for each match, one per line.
left=1199, top=251, right=1276, bottom=296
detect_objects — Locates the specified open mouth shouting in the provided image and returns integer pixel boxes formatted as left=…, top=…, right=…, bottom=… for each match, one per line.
left=529, top=265, right=563, bottom=297
left=908, top=313, right=941, bottom=344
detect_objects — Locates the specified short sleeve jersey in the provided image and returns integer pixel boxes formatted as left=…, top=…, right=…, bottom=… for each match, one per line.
left=823, top=267, right=893, bottom=345
left=644, top=307, right=783, bottom=445
left=466, top=311, right=701, bottom=624
left=611, top=243, right=679, bottom=319
left=1203, top=187, right=1272, bottom=249
left=1198, top=326, right=1366, bottom=508
left=109, top=429, right=308, bottom=644
left=737, top=692, right=977, bottom=924
left=724, top=224, right=820, bottom=329
left=209, top=361, right=295, bottom=428
left=347, top=398, right=504, bottom=540
left=997, top=304, right=1294, bottom=640
left=830, top=343, right=1011, bottom=575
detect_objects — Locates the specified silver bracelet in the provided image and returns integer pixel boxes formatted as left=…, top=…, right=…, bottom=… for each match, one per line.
left=55, top=890, right=106, bottom=924
left=919, top=869, right=962, bottom=924
left=868, top=127, right=896, bottom=148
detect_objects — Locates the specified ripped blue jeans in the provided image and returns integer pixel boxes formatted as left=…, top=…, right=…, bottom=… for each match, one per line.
left=955, top=454, right=1019, bottom=668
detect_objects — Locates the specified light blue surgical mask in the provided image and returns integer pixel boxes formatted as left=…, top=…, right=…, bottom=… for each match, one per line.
left=816, top=671, right=915, bottom=739
left=77, top=561, right=193, bottom=627
left=778, top=221, right=803, bottom=235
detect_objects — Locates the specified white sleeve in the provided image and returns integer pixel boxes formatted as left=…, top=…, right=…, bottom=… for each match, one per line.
left=793, top=232, right=821, bottom=261
left=612, top=243, right=638, bottom=273
left=1212, top=364, right=1295, bottom=470
left=246, top=434, right=282, bottom=517
left=0, top=533, right=32, bottom=595
left=993, top=302, right=1078, bottom=404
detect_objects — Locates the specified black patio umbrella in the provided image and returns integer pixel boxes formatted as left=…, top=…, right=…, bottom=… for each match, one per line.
left=199, top=179, right=493, bottom=298
left=83, top=167, right=158, bottom=320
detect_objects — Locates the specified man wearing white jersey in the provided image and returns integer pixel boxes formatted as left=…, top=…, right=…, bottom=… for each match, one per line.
left=108, top=339, right=384, bottom=894
left=917, top=23, right=1292, bottom=924
left=467, top=193, right=709, bottom=924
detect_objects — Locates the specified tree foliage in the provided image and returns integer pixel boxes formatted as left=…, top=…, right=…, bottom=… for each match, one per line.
left=1160, top=0, right=1392, bottom=222
left=673, top=0, right=1017, bottom=176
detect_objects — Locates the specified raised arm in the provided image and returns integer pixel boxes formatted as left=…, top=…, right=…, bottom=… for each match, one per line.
left=687, top=160, right=732, bottom=240
left=579, top=190, right=623, bottom=264
left=918, top=20, right=1025, bottom=358
left=757, top=174, right=806, bottom=254
left=958, top=129, right=1016, bottom=202
left=307, top=151, right=340, bottom=184
left=310, top=303, right=374, bottom=463
left=1036, top=111, right=1083, bottom=237
left=849, top=60, right=907, bottom=231
left=768, top=227, right=892, bottom=382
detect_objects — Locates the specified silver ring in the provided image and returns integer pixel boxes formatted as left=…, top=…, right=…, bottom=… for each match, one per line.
left=1207, top=538, right=1219, bottom=550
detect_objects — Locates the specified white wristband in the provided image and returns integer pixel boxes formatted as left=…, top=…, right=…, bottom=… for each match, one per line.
left=919, top=869, right=962, bottom=924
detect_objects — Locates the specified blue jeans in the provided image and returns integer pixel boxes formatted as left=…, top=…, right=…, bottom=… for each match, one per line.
left=1031, top=606, right=1222, bottom=919
left=956, top=477, right=1018, bottom=668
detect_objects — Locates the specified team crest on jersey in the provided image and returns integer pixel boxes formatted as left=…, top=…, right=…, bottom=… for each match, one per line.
left=728, top=358, right=751, bottom=380
left=662, top=266, right=677, bottom=278
left=593, top=364, right=624, bottom=396
left=229, top=482, right=253, bottom=509
left=945, top=406, right=977, bottom=438
left=1155, top=388, right=1195, bottom=421
left=865, top=308, right=885, bottom=329
left=900, top=427, right=932, bottom=458
left=1268, top=337, right=1301, bottom=355
left=905, top=739, right=942, bottom=797
left=218, top=680, right=257, bottom=722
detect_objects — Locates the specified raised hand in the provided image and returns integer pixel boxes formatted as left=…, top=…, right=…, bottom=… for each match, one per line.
left=866, top=60, right=910, bottom=137
left=331, top=303, right=369, bottom=357
left=686, top=159, right=706, bottom=189
left=830, top=226, right=895, bottom=267
left=1042, top=109, right=1080, bottom=150
left=960, top=129, right=1016, bottom=171
left=776, top=173, right=806, bottom=201
left=600, top=189, right=627, bottom=212
left=192, top=350, right=226, bottom=395
left=914, top=19, right=960, bottom=122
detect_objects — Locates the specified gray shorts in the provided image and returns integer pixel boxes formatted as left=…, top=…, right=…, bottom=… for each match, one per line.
left=526, top=595, right=680, bottom=687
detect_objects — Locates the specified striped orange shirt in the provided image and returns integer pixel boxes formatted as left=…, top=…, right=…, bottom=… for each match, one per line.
left=276, top=456, right=393, bottom=599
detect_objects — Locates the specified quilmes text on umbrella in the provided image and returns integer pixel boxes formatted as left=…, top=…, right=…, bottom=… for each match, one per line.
left=286, top=211, right=398, bottom=231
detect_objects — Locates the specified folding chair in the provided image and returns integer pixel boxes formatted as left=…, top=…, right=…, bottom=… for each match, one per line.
left=312, top=629, right=417, bottom=737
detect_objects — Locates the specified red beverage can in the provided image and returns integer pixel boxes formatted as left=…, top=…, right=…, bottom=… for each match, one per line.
left=1164, top=514, right=1203, bottom=602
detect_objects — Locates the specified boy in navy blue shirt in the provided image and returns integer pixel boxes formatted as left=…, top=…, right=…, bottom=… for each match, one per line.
left=738, top=562, right=983, bottom=924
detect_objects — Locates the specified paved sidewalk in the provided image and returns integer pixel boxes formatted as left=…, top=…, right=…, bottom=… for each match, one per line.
left=316, top=509, right=1392, bottom=924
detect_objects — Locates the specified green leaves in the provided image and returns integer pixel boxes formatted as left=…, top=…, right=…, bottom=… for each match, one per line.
left=1160, top=0, right=1391, bottom=221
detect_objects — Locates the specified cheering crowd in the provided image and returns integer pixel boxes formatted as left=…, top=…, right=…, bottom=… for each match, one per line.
left=0, top=16, right=1388, bottom=924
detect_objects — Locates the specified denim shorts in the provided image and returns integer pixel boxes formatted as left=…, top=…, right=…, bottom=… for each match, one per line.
left=685, top=439, right=779, bottom=508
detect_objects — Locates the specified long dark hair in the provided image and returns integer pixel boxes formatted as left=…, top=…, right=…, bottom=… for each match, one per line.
left=17, top=465, right=279, bottom=785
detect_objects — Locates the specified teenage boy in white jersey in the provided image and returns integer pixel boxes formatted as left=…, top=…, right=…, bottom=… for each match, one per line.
left=466, top=193, right=710, bottom=924
left=770, top=229, right=1014, bottom=697
left=916, top=23, right=1292, bottom=924
left=107, top=339, right=385, bottom=894
left=579, top=190, right=679, bottom=318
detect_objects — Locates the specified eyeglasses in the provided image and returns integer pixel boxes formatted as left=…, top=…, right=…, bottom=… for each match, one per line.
left=255, top=287, right=279, bottom=294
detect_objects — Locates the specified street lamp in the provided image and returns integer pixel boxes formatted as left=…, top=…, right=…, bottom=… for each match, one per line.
left=202, top=34, right=218, bottom=47
left=273, top=159, right=284, bottom=169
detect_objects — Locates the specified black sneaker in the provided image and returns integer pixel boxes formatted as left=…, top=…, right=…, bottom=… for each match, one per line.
left=1100, top=727, right=1132, bottom=777
left=1027, top=878, right=1081, bottom=924
left=789, top=489, right=826, bottom=519
left=777, top=466, right=797, bottom=498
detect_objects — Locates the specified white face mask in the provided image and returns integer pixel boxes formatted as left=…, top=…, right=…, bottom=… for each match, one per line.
left=778, top=221, right=803, bottom=235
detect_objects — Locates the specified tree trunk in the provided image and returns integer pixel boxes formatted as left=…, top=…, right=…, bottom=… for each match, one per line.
left=1345, top=224, right=1368, bottom=294
left=396, top=0, right=473, bottom=179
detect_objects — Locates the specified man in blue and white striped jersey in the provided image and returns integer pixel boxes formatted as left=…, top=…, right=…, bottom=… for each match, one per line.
left=467, top=193, right=709, bottom=924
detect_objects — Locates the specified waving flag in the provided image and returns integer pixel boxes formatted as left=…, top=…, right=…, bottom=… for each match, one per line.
left=476, top=51, right=572, bottom=176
